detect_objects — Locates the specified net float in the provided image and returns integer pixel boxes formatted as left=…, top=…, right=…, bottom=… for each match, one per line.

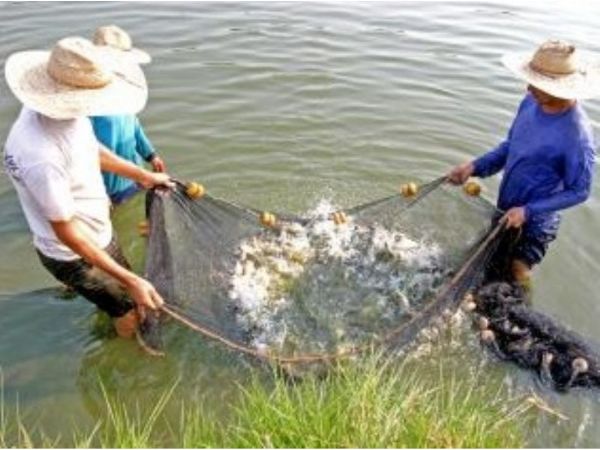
left=462, top=301, right=477, bottom=312
left=137, top=220, right=149, bottom=237
left=255, top=343, right=270, bottom=358
left=400, top=182, right=419, bottom=198
left=464, top=180, right=482, bottom=197
left=480, top=329, right=495, bottom=343
left=332, top=211, right=348, bottom=225
left=461, top=293, right=477, bottom=312
left=185, top=181, right=205, bottom=199
left=572, top=357, right=589, bottom=374
left=260, top=211, right=277, bottom=228
left=477, top=316, right=490, bottom=330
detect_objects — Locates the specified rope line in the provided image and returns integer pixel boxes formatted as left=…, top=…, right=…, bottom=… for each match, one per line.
left=170, top=176, right=450, bottom=225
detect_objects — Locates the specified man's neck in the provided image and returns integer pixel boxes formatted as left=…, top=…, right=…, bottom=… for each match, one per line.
left=540, top=99, right=576, bottom=114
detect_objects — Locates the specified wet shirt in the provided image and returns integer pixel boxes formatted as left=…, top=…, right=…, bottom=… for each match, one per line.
left=4, top=107, right=112, bottom=261
left=473, top=94, right=595, bottom=236
left=90, top=115, right=155, bottom=199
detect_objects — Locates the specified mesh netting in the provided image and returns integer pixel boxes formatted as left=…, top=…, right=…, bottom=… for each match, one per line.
left=142, top=179, right=600, bottom=390
left=144, top=179, right=502, bottom=364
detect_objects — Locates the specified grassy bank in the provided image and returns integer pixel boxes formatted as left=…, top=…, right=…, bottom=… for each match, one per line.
left=1, top=354, right=532, bottom=448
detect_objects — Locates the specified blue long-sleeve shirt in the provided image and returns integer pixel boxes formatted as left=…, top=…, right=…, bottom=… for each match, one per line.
left=473, top=94, right=595, bottom=236
left=90, top=115, right=156, bottom=198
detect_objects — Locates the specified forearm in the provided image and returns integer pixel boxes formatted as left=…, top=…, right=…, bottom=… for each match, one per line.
left=52, top=220, right=137, bottom=287
left=135, top=125, right=156, bottom=161
left=99, top=146, right=149, bottom=185
left=472, top=141, right=509, bottom=178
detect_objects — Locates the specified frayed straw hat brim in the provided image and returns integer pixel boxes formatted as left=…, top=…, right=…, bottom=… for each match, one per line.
left=5, top=50, right=148, bottom=120
left=502, top=51, right=600, bottom=100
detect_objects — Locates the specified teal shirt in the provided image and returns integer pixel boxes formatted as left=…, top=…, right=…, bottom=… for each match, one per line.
left=90, top=115, right=156, bottom=198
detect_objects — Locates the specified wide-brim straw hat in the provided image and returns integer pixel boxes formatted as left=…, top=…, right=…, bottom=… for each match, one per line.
left=93, top=25, right=151, bottom=65
left=5, top=36, right=147, bottom=120
left=502, top=39, right=600, bottom=100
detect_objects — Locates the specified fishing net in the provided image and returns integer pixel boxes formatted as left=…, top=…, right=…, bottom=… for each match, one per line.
left=144, top=178, right=502, bottom=365
left=142, top=177, right=600, bottom=389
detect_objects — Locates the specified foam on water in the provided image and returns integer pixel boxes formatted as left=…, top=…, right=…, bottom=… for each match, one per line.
left=228, top=200, right=447, bottom=354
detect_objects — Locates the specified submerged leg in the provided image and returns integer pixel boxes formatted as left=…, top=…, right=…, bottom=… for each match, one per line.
left=114, top=309, right=139, bottom=339
left=37, top=236, right=164, bottom=356
left=512, top=259, right=533, bottom=304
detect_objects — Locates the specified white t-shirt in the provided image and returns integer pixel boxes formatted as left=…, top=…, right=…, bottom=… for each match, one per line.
left=4, top=107, right=112, bottom=261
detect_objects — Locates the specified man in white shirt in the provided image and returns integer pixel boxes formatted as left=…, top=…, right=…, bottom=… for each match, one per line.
left=3, top=36, right=172, bottom=353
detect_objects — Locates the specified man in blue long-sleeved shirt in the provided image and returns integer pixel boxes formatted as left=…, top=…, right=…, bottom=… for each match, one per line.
left=90, top=26, right=166, bottom=205
left=91, top=114, right=165, bottom=204
left=449, top=40, right=597, bottom=286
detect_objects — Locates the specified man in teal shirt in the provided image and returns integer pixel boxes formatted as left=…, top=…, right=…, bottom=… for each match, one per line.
left=91, top=114, right=166, bottom=204
left=91, top=25, right=166, bottom=205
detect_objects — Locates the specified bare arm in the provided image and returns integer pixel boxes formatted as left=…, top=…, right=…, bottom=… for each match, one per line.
left=99, top=146, right=172, bottom=189
left=50, top=219, right=164, bottom=310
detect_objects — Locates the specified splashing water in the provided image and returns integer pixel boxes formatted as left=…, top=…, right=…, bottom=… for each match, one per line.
left=228, top=200, right=448, bottom=354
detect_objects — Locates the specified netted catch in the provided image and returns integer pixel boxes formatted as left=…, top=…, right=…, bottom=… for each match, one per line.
left=228, top=200, right=446, bottom=354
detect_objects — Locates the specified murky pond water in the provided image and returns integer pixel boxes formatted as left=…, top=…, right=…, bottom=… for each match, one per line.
left=1, top=1, right=600, bottom=446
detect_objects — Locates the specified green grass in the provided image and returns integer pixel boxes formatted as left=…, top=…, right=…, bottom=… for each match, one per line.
left=182, top=356, right=531, bottom=448
left=0, top=354, right=533, bottom=448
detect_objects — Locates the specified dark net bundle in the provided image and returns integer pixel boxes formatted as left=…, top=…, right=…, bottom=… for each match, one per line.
left=144, top=178, right=503, bottom=367
left=472, top=282, right=600, bottom=392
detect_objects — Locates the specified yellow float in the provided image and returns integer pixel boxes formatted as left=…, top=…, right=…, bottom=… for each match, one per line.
left=464, top=180, right=482, bottom=197
left=185, top=182, right=205, bottom=199
left=332, top=211, right=348, bottom=225
left=137, top=220, right=150, bottom=237
left=400, top=182, right=419, bottom=198
left=260, top=211, right=277, bottom=228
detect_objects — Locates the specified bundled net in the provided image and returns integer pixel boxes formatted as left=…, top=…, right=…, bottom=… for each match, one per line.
left=144, top=178, right=502, bottom=366
left=472, top=281, right=600, bottom=391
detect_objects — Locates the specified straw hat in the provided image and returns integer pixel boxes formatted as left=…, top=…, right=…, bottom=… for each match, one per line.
left=502, top=40, right=600, bottom=100
left=93, top=25, right=151, bottom=65
left=5, top=36, right=147, bottom=120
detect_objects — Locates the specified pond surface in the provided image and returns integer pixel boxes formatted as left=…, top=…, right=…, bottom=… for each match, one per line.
left=1, top=1, right=600, bottom=446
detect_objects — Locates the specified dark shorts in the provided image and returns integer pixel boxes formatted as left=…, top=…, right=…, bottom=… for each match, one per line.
left=510, top=230, right=557, bottom=267
left=486, top=225, right=557, bottom=282
left=37, top=236, right=134, bottom=318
